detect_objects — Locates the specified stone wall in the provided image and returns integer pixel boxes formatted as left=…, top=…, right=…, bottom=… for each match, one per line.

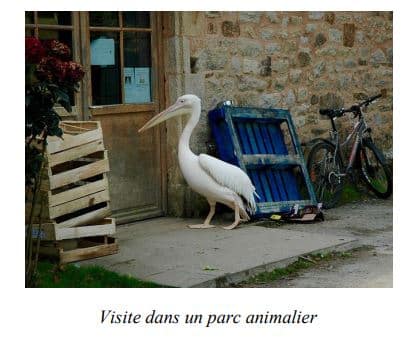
left=163, top=11, right=393, bottom=217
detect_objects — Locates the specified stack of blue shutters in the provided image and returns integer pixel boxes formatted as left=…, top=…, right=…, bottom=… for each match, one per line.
left=208, top=105, right=317, bottom=218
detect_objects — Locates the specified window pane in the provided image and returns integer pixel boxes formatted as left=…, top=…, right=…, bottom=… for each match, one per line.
left=89, top=12, right=119, bottom=27
left=123, top=12, right=150, bottom=28
left=25, top=28, right=34, bottom=37
left=90, top=31, right=121, bottom=105
left=25, top=12, right=34, bottom=24
left=123, top=32, right=152, bottom=103
left=38, top=11, right=72, bottom=25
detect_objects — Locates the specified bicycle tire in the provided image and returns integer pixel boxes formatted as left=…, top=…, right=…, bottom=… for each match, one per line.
left=307, top=141, right=345, bottom=209
left=358, top=138, right=392, bottom=198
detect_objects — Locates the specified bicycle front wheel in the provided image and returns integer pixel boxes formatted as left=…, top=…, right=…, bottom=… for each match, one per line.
left=307, top=141, right=344, bottom=209
left=358, top=138, right=392, bottom=198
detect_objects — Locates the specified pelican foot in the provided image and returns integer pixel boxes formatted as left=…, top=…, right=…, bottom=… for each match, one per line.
left=188, top=224, right=216, bottom=229
left=222, top=223, right=240, bottom=230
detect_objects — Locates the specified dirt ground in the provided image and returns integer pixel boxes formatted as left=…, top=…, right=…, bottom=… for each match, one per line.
left=244, top=198, right=393, bottom=288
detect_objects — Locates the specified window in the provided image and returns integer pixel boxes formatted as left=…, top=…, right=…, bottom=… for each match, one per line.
left=25, top=11, right=74, bottom=55
left=88, top=12, right=152, bottom=106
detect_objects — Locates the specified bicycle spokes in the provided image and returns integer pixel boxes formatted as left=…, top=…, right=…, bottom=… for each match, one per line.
left=308, top=143, right=344, bottom=208
left=360, top=147, right=388, bottom=193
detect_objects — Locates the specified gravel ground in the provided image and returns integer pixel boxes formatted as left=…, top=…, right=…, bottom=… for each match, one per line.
left=243, top=198, right=393, bottom=288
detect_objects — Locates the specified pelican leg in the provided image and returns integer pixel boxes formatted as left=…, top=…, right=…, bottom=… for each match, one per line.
left=188, top=200, right=216, bottom=229
left=223, top=201, right=241, bottom=230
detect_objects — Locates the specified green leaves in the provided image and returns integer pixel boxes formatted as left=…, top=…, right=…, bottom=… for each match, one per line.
left=54, top=87, right=71, bottom=112
left=25, top=144, right=45, bottom=186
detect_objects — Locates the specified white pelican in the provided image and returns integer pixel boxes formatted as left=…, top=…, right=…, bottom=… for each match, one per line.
left=138, top=94, right=258, bottom=230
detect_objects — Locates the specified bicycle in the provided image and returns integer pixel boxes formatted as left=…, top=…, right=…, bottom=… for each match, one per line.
left=306, top=94, right=392, bottom=209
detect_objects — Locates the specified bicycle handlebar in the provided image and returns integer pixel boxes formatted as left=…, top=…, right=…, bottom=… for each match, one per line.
left=319, top=94, right=382, bottom=118
left=360, top=93, right=382, bottom=107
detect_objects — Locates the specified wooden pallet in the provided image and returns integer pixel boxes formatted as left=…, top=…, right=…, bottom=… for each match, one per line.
left=37, top=235, right=118, bottom=264
left=26, top=121, right=112, bottom=232
left=209, top=106, right=318, bottom=217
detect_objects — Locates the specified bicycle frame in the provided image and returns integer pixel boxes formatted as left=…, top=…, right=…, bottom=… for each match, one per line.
left=328, top=107, right=370, bottom=175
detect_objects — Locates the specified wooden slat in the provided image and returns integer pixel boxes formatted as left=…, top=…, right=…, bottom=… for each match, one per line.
left=62, top=121, right=100, bottom=127
left=61, top=121, right=99, bottom=131
left=48, top=177, right=108, bottom=206
left=56, top=218, right=115, bottom=240
left=257, top=200, right=313, bottom=212
left=49, top=157, right=109, bottom=189
left=55, top=204, right=111, bottom=229
left=57, top=223, right=115, bottom=240
left=47, top=139, right=105, bottom=167
left=49, top=190, right=110, bottom=219
left=89, top=103, right=156, bottom=116
left=230, top=108, right=290, bottom=120
left=47, top=127, right=102, bottom=154
left=59, top=240, right=118, bottom=264
left=242, top=154, right=301, bottom=167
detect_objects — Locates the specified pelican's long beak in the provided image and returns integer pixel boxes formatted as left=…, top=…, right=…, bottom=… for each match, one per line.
left=138, top=101, right=184, bottom=133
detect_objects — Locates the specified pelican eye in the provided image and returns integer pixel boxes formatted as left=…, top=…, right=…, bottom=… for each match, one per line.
left=180, top=99, right=185, bottom=103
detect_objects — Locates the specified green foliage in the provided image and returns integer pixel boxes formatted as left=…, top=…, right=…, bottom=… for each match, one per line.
left=339, top=183, right=364, bottom=205
left=34, top=261, right=169, bottom=288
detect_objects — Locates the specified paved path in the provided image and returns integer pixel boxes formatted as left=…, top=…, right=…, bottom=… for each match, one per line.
left=242, top=199, right=393, bottom=288
left=80, top=216, right=357, bottom=287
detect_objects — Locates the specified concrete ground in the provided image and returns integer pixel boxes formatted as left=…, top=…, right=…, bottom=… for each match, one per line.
left=81, top=198, right=392, bottom=288
left=242, top=198, right=393, bottom=288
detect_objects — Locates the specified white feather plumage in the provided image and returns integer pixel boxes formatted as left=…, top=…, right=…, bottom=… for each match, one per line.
left=198, top=154, right=258, bottom=214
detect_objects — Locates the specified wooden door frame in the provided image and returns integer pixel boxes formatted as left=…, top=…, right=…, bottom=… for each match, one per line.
left=77, top=11, right=168, bottom=221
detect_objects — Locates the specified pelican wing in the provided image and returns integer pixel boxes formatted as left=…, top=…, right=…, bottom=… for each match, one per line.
left=198, top=154, right=257, bottom=213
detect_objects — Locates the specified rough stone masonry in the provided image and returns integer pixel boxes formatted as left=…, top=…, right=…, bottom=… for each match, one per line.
left=163, top=11, right=393, bottom=217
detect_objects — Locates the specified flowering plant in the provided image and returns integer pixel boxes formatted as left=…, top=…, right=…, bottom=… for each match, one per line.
left=25, top=38, right=85, bottom=286
left=25, top=37, right=85, bottom=140
left=25, top=37, right=85, bottom=186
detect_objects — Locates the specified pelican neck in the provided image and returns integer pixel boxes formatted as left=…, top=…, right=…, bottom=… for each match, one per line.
left=178, top=106, right=201, bottom=152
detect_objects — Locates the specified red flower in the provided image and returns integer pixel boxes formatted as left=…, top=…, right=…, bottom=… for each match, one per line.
left=65, top=61, right=85, bottom=82
left=43, top=39, right=71, bottom=60
left=25, top=37, right=45, bottom=64
left=36, top=56, right=66, bottom=82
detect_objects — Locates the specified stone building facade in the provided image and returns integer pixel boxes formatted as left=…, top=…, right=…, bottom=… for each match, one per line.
left=163, top=11, right=393, bottom=217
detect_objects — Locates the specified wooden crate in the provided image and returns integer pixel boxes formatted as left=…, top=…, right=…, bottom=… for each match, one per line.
left=37, top=235, right=119, bottom=264
left=27, top=121, right=119, bottom=263
left=26, top=121, right=112, bottom=236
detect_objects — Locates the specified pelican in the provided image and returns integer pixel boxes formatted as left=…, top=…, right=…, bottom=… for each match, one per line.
left=138, top=94, right=258, bottom=230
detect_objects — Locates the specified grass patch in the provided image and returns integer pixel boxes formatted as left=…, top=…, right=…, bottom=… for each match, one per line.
left=339, top=184, right=364, bottom=204
left=240, top=251, right=354, bottom=285
left=33, top=261, right=169, bottom=288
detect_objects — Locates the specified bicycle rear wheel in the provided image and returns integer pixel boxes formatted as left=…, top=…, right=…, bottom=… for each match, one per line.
left=358, top=138, right=392, bottom=198
left=307, top=141, right=344, bottom=209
